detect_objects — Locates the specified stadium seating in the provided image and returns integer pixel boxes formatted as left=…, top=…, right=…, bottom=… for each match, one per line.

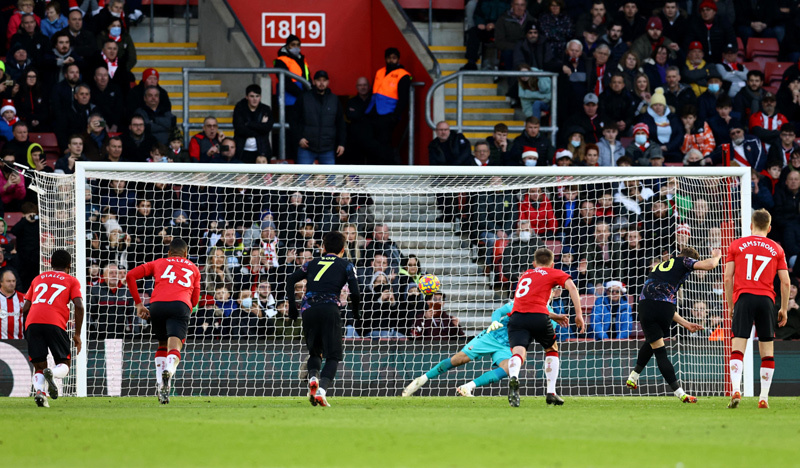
left=764, top=62, right=792, bottom=90
left=4, top=212, right=23, bottom=228
left=736, top=37, right=745, bottom=63
left=742, top=61, right=763, bottom=73
left=746, top=37, right=780, bottom=60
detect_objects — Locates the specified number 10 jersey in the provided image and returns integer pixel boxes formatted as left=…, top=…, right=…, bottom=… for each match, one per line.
left=640, top=255, right=698, bottom=305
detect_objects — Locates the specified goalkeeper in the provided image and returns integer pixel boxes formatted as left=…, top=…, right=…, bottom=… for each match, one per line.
left=402, top=291, right=568, bottom=397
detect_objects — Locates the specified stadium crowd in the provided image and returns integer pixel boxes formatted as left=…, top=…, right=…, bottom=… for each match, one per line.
left=1, top=0, right=800, bottom=342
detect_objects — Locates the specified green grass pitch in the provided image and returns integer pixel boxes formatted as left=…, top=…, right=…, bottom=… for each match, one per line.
left=2, top=396, right=798, bottom=468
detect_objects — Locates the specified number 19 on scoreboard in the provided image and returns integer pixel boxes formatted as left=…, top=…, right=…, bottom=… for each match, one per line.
left=262, top=13, right=326, bottom=47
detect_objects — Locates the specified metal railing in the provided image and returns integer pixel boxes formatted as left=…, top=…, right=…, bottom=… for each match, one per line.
left=408, top=82, right=425, bottom=165
left=148, top=0, right=193, bottom=43
left=424, top=70, right=559, bottom=146
left=392, top=0, right=441, bottom=78
left=181, top=68, right=311, bottom=157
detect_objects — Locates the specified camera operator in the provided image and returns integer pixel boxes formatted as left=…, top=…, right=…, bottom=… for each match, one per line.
left=210, top=138, right=241, bottom=164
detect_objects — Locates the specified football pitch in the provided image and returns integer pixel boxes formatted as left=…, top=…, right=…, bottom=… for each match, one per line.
left=2, top=396, right=798, bottom=468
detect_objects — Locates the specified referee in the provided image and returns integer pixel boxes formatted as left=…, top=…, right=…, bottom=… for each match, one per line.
left=286, top=231, right=361, bottom=407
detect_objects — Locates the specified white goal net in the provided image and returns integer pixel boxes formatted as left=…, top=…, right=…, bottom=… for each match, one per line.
left=35, top=164, right=748, bottom=398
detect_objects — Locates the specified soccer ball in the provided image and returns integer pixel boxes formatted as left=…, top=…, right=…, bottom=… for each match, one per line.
left=417, top=274, right=441, bottom=295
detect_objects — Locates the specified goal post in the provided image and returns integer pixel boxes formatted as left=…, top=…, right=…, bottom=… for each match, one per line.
left=34, top=163, right=749, bottom=398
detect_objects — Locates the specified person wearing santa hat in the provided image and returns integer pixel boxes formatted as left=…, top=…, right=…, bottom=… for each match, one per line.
left=0, top=100, right=19, bottom=141
left=625, top=122, right=663, bottom=165
left=589, top=280, right=633, bottom=341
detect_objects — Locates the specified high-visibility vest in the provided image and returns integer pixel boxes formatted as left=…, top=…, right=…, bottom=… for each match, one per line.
left=274, top=56, right=309, bottom=106
left=367, top=67, right=411, bottom=115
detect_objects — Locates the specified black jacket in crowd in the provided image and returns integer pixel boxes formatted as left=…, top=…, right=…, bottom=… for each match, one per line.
left=233, top=98, right=273, bottom=159
left=297, top=87, right=346, bottom=153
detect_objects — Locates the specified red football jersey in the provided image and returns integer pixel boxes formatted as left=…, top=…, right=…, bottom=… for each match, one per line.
left=24, top=271, right=82, bottom=330
left=512, top=267, right=570, bottom=314
left=126, top=257, right=201, bottom=309
left=727, top=235, right=787, bottom=303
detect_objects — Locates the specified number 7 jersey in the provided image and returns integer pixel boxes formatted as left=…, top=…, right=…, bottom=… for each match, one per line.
left=127, top=257, right=202, bottom=309
left=24, top=271, right=82, bottom=330
left=727, top=235, right=787, bottom=303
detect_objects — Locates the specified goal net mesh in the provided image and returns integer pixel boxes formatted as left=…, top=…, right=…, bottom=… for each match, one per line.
left=35, top=167, right=742, bottom=397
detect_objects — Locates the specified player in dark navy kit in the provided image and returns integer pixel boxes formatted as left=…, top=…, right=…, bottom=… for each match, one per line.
left=724, top=209, right=790, bottom=409
left=626, top=246, right=722, bottom=403
left=506, top=248, right=585, bottom=407
left=286, top=231, right=361, bottom=407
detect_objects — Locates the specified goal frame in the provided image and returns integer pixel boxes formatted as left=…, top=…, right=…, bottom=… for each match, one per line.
left=71, top=162, right=751, bottom=397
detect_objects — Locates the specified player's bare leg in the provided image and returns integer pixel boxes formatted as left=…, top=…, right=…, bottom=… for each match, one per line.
left=31, top=362, right=49, bottom=408
left=458, top=360, right=509, bottom=397
left=728, top=338, right=747, bottom=408
left=161, top=337, right=183, bottom=405
left=507, top=346, right=527, bottom=407
left=403, top=352, right=471, bottom=397
left=757, top=341, right=775, bottom=409
left=543, top=344, right=564, bottom=405
left=155, top=340, right=168, bottom=404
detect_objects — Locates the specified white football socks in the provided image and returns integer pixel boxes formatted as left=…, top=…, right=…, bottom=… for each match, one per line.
left=544, top=355, right=559, bottom=394
left=155, top=356, right=166, bottom=385
left=32, top=373, right=45, bottom=392
left=760, top=366, right=774, bottom=400
left=166, top=354, right=180, bottom=376
left=462, top=381, right=477, bottom=391
left=730, top=358, right=743, bottom=394
left=51, top=363, right=69, bottom=379
left=674, top=387, right=686, bottom=399
left=508, top=355, right=522, bottom=379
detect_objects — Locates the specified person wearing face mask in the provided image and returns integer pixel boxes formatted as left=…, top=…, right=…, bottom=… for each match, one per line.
left=274, top=34, right=310, bottom=160
left=97, top=18, right=136, bottom=72
left=625, top=122, right=663, bottom=166
left=705, top=121, right=765, bottom=170
left=565, top=129, right=586, bottom=162
left=697, top=70, right=724, bottom=123
left=520, top=147, right=539, bottom=167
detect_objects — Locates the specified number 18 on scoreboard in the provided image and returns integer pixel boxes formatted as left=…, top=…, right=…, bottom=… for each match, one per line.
left=262, top=13, right=326, bottom=47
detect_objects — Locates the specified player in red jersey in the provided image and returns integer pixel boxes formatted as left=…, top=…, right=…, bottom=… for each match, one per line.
left=506, top=248, right=585, bottom=407
left=20, top=250, right=84, bottom=408
left=126, top=239, right=201, bottom=404
left=724, top=209, right=790, bottom=409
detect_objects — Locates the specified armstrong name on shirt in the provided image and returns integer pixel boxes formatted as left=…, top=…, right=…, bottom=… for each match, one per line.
left=738, top=240, right=778, bottom=256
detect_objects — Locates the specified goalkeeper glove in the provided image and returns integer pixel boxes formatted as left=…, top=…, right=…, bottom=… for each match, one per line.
left=487, top=321, right=504, bottom=332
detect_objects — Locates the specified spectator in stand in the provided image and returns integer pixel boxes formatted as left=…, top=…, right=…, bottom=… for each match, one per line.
left=49, top=62, right=80, bottom=119
left=468, top=141, right=493, bottom=166
left=87, top=262, right=133, bottom=340
left=5, top=43, right=33, bottom=84
left=507, top=116, right=554, bottom=165
left=589, top=280, right=632, bottom=340
left=555, top=185, right=580, bottom=236
left=733, top=71, right=767, bottom=123
left=680, top=104, right=716, bottom=158
left=5, top=121, right=32, bottom=166
left=748, top=93, right=787, bottom=151
left=428, top=121, right=470, bottom=166
left=687, top=0, right=735, bottom=63
left=189, top=117, right=225, bottom=163
left=584, top=220, right=614, bottom=286
left=600, top=73, right=637, bottom=135
left=501, top=219, right=545, bottom=285
left=6, top=0, right=40, bottom=44
left=632, top=72, right=652, bottom=113
left=41, top=31, right=83, bottom=89
left=518, top=186, right=557, bottom=238
left=513, top=21, right=548, bottom=71
left=496, top=0, right=532, bottom=72
left=409, top=293, right=463, bottom=339
left=365, top=223, right=402, bottom=271
left=773, top=170, right=800, bottom=246
left=598, top=121, right=624, bottom=165
left=81, top=112, right=109, bottom=160
left=61, top=9, right=96, bottom=60
left=697, top=69, right=725, bottom=123
left=767, top=124, right=799, bottom=169
left=54, top=134, right=87, bottom=174
left=598, top=21, right=627, bottom=68
left=0, top=99, right=20, bottom=142
left=564, top=129, right=586, bottom=162
left=638, top=88, right=683, bottom=162
left=25, top=143, right=51, bottom=173
left=40, top=2, right=68, bottom=39
left=588, top=42, right=612, bottom=94
left=776, top=74, right=800, bottom=125
left=707, top=95, right=738, bottom=144
left=658, top=1, right=689, bottom=45
left=614, top=229, right=649, bottom=299
left=0, top=269, right=24, bottom=339
left=705, top=122, right=766, bottom=170
left=134, top=86, right=176, bottom=145
left=273, top=34, right=310, bottom=161
left=733, top=0, right=783, bottom=43
left=563, top=199, right=595, bottom=252
left=717, top=42, right=747, bottom=99
left=0, top=151, right=26, bottom=211
left=578, top=143, right=600, bottom=167
left=10, top=202, right=39, bottom=290
left=575, top=0, right=608, bottom=37
left=630, top=16, right=678, bottom=64
left=120, top=114, right=157, bottom=163
left=85, top=39, right=133, bottom=93
left=96, top=18, right=136, bottom=72
left=365, top=47, right=410, bottom=165
left=642, top=45, right=673, bottom=90
left=516, top=63, right=551, bottom=119
left=565, top=93, right=604, bottom=144
left=626, top=122, right=663, bottom=166
left=559, top=39, right=591, bottom=119
left=664, top=67, right=697, bottom=115
left=486, top=123, right=509, bottom=165
left=777, top=148, right=800, bottom=186
left=55, top=83, right=95, bottom=148
left=209, top=138, right=240, bottom=164
left=127, top=68, right=171, bottom=116
left=580, top=24, right=602, bottom=59
left=90, top=65, right=124, bottom=132
left=615, top=50, right=644, bottom=94
left=296, top=70, right=345, bottom=165
left=357, top=253, right=396, bottom=292
left=91, top=0, right=130, bottom=35
left=461, top=0, right=507, bottom=71
left=343, top=77, right=373, bottom=165
left=8, top=12, right=49, bottom=66
left=615, top=1, right=646, bottom=45
left=233, top=84, right=272, bottom=163
left=473, top=175, right=517, bottom=265
left=682, top=41, right=712, bottom=97
left=13, top=68, right=48, bottom=133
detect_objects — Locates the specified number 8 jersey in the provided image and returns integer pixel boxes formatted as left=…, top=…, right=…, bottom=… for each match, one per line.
left=24, top=271, right=82, bottom=330
left=512, top=267, right=570, bottom=314
left=127, top=257, right=202, bottom=309
left=727, top=235, right=787, bottom=303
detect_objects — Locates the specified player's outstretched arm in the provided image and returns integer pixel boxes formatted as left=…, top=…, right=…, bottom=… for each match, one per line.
left=672, top=312, right=703, bottom=333
left=72, top=298, right=85, bottom=354
left=778, top=269, right=791, bottom=327
left=723, top=261, right=735, bottom=313
left=564, top=279, right=585, bottom=333
left=693, top=248, right=723, bottom=270
left=285, top=268, right=308, bottom=320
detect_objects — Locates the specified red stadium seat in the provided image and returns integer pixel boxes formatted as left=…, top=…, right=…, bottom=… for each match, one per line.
left=747, top=37, right=779, bottom=59
left=620, top=136, right=633, bottom=149
left=736, top=37, right=745, bottom=62
left=751, top=57, right=772, bottom=72
left=544, top=239, right=562, bottom=258
left=764, top=62, right=792, bottom=88
left=742, top=61, right=763, bottom=73
left=29, top=132, right=60, bottom=158
left=4, top=212, right=23, bottom=228
left=580, top=294, right=595, bottom=312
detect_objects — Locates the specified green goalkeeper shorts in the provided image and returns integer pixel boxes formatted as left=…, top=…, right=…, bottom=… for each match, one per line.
left=460, top=334, right=512, bottom=366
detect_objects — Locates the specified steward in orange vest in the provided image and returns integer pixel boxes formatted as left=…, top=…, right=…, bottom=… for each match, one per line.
left=273, top=34, right=311, bottom=107
left=366, top=47, right=412, bottom=118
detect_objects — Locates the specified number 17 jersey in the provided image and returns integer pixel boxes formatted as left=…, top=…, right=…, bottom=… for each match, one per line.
left=727, top=235, right=787, bottom=303
left=127, top=257, right=201, bottom=309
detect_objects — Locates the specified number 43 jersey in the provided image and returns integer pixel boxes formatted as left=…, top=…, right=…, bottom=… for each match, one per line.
left=127, top=257, right=201, bottom=309
left=640, top=255, right=698, bottom=304
left=727, top=235, right=787, bottom=303
left=24, top=271, right=82, bottom=330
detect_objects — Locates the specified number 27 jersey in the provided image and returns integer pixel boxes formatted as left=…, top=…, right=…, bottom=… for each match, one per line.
left=727, top=235, right=787, bottom=303
left=127, top=257, right=201, bottom=309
